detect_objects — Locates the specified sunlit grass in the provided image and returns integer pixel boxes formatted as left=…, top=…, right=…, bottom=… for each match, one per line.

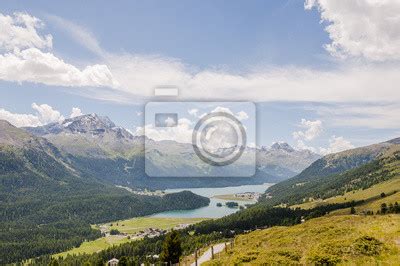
left=54, top=217, right=208, bottom=258
left=105, top=217, right=208, bottom=234
left=205, top=215, right=400, bottom=265
left=292, top=176, right=400, bottom=210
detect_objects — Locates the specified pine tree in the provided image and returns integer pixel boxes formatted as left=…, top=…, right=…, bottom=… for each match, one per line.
left=160, top=230, right=182, bottom=265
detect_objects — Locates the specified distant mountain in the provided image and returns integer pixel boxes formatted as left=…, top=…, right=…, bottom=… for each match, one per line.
left=263, top=137, right=400, bottom=206
left=24, top=114, right=320, bottom=188
left=257, top=142, right=320, bottom=179
left=25, top=114, right=142, bottom=158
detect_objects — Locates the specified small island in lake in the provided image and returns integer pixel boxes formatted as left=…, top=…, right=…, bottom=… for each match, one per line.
left=225, top=201, right=239, bottom=208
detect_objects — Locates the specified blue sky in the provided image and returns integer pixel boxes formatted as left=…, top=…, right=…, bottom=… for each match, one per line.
left=1, top=0, right=400, bottom=154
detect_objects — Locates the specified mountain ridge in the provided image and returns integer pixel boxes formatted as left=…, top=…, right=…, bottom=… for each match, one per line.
left=22, top=114, right=321, bottom=188
left=263, top=136, right=400, bottom=206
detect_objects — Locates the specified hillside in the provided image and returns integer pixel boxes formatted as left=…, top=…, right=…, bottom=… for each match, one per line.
left=292, top=175, right=400, bottom=211
left=262, top=138, right=400, bottom=206
left=205, top=215, right=400, bottom=265
left=0, top=120, right=210, bottom=264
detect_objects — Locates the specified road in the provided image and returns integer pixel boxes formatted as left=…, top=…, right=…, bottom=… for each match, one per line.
left=191, top=242, right=228, bottom=266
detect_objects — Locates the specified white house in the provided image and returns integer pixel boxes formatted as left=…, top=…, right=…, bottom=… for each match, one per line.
left=107, top=258, right=119, bottom=266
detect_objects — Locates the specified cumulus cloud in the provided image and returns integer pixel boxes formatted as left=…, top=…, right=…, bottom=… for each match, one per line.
left=31, top=103, right=64, bottom=124
left=236, top=111, right=249, bottom=121
left=138, top=118, right=193, bottom=143
left=188, top=108, right=199, bottom=116
left=0, top=104, right=84, bottom=127
left=70, top=107, right=83, bottom=118
left=0, top=108, right=41, bottom=127
left=319, top=136, right=355, bottom=155
left=164, top=116, right=177, bottom=127
left=211, top=106, right=249, bottom=121
left=0, top=12, right=52, bottom=51
left=305, top=0, right=400, bottom=61
left=292, top=118, right=355, bottom=155
left=0, top=12, right=118, bottom=88
left=295, top=139, right=317, bottom=153
left=293, top=119, right=323, bottom=141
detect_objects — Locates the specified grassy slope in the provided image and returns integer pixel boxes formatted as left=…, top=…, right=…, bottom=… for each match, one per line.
left=105, top=217, right=207, bottom=234
left=292, top=176, right=400, bottom=210
left=331, top=192, right=400, bottom=216
left=55, top=236, right=129, bottom=258
left=203, top=146, right=400, bottom=265
left=54, top=217, right=207, bottom=258
left=263, top=142, right=400, bottom=207
left=205, top=215, right=400, bottom=265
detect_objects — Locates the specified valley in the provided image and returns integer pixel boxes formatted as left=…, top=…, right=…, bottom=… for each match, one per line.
left=1, top=3, right=399, bottom=265
left=1, top=115, right=399, bottom=265
left=55, top=217, right=208, bottom=258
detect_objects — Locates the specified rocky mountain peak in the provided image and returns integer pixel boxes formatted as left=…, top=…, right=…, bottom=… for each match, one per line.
left=61, top=113, right=116, bottom=133
left=270, top=142, right=295, bottom=152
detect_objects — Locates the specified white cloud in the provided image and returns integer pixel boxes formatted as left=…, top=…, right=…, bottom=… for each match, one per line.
left=140, top=118, right=193, bottom=143
left=0, top=103, right=66, bottom=127
left=295, top=139, right=317, bottom=153
left=319, top=136, right=355, bottom=155
left=47, top=13, right=400, bottom=105
left=46, top=14, right=105, bottom=57
left=2, top=9, right=400, bottom=141
left=31, top=103, right=64, bottom=124
left=305, top=0, right=400, bottom=61
left=211, top=106, right=233, bottom=114
left=0, top=104, right=86, bottom=127
left=293, top=119, right=323, bottom=141
left=236, top=111, right=249, bottom=121
left=5, top=11, right=398, bottom=110
left=136, top=111, right=143, bottom=116
left=0, top=47, right=118, bottom=87
left=0, top=12, right=118, bottom=88
left=70, top=107, right=83, bottom=118
left=248, top=142, right=256, bottom=148
left=293, top=118, right=324, bottom=153
left=188, top=108, right=199, bottom=116
left=0, top=108, right=41, bottom=127
left=312, top=103, right=400, bottom=129
left=211, top=106, right=249, bottom=121
left=0, top=12, right=52, bottom=51
left=164, top=116, right=177, bottom=127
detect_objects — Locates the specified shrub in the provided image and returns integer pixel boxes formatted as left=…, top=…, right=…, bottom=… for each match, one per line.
left=109, top=229, right=121, bottom=235
left=353, top=236, right=384, bottom=256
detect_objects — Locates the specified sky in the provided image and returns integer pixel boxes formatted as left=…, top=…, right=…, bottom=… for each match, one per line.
left=1, top=0, right=400, bottom=154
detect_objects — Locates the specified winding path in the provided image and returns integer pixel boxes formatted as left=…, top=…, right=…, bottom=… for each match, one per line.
left=191, top=242, right=228, bottom=265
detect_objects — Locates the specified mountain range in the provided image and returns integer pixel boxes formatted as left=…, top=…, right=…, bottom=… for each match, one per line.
left=22, top=113, right=321, bottom=188
left=2, top=115, right=399, bottom=264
